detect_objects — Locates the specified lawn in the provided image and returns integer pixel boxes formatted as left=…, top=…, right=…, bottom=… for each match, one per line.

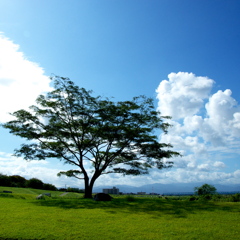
left=0, top=187, right=239, bottom=240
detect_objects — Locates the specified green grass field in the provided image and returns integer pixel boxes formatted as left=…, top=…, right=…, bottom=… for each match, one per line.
left=0, top=187, right=240, bottom=240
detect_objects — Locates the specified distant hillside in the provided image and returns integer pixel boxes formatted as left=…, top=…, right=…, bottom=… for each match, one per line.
left=93, top=182, right=240, bottom=194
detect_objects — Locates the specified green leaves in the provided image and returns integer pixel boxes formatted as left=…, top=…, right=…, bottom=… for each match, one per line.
left=14, top=144, right=47, bottom=160
left=194, top=184, right=217, bottom=196
left=57, top=170, right=84, bottom=180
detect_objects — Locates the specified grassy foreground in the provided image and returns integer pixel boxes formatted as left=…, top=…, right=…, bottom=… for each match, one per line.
left=0, top=187, right=240, bottom=240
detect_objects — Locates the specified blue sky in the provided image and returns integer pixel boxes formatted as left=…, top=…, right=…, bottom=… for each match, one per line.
left=0, top=0, right=240, bottom=188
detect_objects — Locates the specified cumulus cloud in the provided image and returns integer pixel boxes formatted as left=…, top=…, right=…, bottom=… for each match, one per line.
left=213, top=161, right=226, bottom=169
left=156, top=72, right=215, bottom=119
left=205, top=89, right=240, bottom=141
left=0, top=34, right=52, bottom=123
left=156, top=72, right=240, bottom=185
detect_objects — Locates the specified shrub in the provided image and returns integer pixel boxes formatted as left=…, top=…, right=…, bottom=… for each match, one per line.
left=9, top=175, right=27, bottom=188
left=229, top=193, right=240, bottom=202
left=189, top=196, right=198, bottom=201
left=199, top=194, right=212, bottom=201
left=43, top=183, right=57, bottom=191
left=211, top=194, right=222, bottom=201
left=0, top=174, right=11, bottom=187
left=194, top=184, right=217, bottom=196
left=67, top=187, right=84, bottom=193
left=26, top=178, right=44, bottom=189
left=125, top=196, right=136, bottom=202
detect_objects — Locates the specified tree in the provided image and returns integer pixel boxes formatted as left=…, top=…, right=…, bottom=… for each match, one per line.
left=0, top=173, right=11, bottom=187
left=43, top=183, right=57, bottom=191
left=194, top=184, right=217, bottom=196
left=2, top=76, right=180, bottom=198
left=26, top=178, right=44, bottom=189
left=9, top=175, right=27, bottom=187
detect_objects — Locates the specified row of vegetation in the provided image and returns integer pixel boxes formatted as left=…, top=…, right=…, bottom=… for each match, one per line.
left=192, top=184, right=240, bottom=202
left=1, top=176, right=239, bottom=202
left=160, top=193, right=240, bottom=202
left=0, top=173, right=85, bottom=193
left=0, top=173, right=57, bottom=190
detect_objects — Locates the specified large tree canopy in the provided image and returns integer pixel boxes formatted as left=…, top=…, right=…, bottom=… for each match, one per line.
left=194, top=184, right=217, bottom=196
left=2, top=76, right=180, bottom=198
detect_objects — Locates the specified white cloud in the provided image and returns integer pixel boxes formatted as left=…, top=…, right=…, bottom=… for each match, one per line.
left=234, top=170, right=240, bottom=178
left=0, top=151, right=82, bottom=188
left=156, top=72, right=240, bottom=185
left=213, top=161, right=226, bottom=169
left=0, top=33, right=52, bottom=123
left=0, top=34, right=67, bottom=187
left=205, top=89, right=240, bottom=140
left=148, top=168, right=240, bottom=185
left=156, top=72, right=215, bottom=119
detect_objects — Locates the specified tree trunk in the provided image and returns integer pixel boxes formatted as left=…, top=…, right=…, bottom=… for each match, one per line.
left=84, top=185, right=93, bottom=198
left=83, top=172, right=100, bottom=199
left=83, top=176, right=93, bottom=198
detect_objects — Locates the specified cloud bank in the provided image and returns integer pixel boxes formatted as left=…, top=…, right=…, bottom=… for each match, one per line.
left=156, top=72, right=240, bottom=184
left=0, top=151, right=78, bottom=188
left=0, top=34, right=52, bottom=123
left=0, top=34, right=63, bottom=186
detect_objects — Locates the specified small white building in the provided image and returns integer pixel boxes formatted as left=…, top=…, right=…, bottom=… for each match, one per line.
left=137, top=192, right=146, bottom=195
left=102, top=187, right=119, bottom=194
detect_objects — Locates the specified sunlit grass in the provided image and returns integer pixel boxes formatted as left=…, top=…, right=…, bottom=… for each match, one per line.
left=0, top=188, right=240, bottom=239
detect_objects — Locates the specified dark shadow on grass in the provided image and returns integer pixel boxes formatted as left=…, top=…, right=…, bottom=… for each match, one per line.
left=30, top=197, right=236, bottom=218
left=0, top=238, right=43, bottom=240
